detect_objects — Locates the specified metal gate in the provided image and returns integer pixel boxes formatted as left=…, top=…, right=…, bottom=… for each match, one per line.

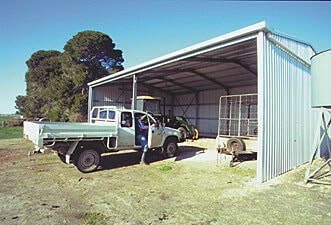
left=218, top=94, right=258, bottom=137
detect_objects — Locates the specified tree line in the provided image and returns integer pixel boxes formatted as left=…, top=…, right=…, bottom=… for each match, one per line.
left=15, top=31, right=124, bottom=121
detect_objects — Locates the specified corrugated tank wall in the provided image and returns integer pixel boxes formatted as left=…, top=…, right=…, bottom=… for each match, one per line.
left=257, top=32, right=318, bottom=182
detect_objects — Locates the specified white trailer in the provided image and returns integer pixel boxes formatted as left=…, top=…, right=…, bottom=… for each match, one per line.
left=216, top=94, right=258, bottom=165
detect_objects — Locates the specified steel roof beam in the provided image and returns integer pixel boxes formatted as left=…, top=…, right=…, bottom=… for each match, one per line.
left=184, top=57, right=257, bottom=77
left=140, top=69, right=230, bottom=93
left=139, top=70, right=198, bottom=93
left=143, top=65, right=249, bottom=86
left=138, top=69, right=193, bottom=83
left=169, top=72, right=254, bottom=88
left=138, top=81, right=175, bottom=96
left=188, top=70, right=229, bottom=94
left=174, top=83, right=257, bottom=96
left=161, top=77, right=198, bottom=93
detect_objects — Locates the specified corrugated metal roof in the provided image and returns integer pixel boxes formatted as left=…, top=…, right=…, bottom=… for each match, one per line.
left=91, top=37, right=258, bottom=95
left=88, top=21, right=269, bottom=87
left=88, top=21, right=315, bottom=97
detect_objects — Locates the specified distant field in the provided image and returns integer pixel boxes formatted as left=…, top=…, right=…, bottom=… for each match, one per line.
left=0, top=127, right=23, bottom=140
left=0, top=114, right=21, bottom=122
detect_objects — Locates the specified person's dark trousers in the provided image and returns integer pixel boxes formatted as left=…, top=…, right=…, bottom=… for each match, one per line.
left=138, top=134, right=148, bottom=165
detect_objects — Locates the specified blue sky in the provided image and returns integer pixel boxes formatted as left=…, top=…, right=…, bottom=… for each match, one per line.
left=0, top=0, right=330, bottom=114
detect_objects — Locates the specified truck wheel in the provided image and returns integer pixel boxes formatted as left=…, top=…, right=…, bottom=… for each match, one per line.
left=178, top=127, right=187, bottom=140
left=74, top=149, right=100, bottom=173
left=226, top=138, right=246, bottom=153
left=163, top=138, right=178, bottom=158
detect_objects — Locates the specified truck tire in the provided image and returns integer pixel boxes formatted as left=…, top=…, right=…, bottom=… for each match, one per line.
left=163, top=138, right=178, bottom=158
left=178, top=127, right=187, bottom=140
left=226, top=138, right=246, bottom=153
left=74, top=149, right=100, bottom=173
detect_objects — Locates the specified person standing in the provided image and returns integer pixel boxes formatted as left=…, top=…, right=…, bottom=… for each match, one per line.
left=136, top=115, right=149, bottom=165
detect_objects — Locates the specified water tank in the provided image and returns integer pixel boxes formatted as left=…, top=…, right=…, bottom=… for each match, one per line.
left=311, top=49, right=331, bottom=108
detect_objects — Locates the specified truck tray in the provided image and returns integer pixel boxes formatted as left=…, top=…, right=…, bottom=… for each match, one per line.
left=24, top=121, right=116, bottom=147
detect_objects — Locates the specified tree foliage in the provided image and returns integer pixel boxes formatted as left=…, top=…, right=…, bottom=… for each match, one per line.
left=16, top=31, right=123, bottom=121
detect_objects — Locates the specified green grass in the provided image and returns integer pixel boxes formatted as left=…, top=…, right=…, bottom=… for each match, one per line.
left=0, top=127, right=23, bottom=140
left=158, top=164, right=173, bottom=172
left=37, top=155, right=59, bottom=163
left=82, top=212, right=107, bottom=225
left=0, top=114, right=21, bottom=122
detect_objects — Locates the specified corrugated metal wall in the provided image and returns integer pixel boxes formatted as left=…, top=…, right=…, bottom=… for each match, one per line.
left=92, top=83, right=173, bottom=113
left=92, top=85, right=131, bottom=109
left=92, top=83, right=258, bottom=137
left=257, top=32, right=318, bottom=182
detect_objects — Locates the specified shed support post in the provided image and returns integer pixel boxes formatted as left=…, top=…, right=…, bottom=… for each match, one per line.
left=257, top=31, right=265, bottom=183
left=195, top=92, right=199, bottom=129
left=132, top=74, right=137, bottom=110
left=170, top=96, right=174, bottom=116
left=88, top=86, right=93, bottom=123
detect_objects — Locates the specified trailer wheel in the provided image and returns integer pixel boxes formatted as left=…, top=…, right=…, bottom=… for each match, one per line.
left=74, top=149, right=100, bottom=173
left=226, top=138, right=246, bottom=153
left=163, top=138, right=178, bottom=158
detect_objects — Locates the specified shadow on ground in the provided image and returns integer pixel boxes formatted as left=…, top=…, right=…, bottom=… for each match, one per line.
left=231, top=152, right=257, bottom=167
left=98, top=146, right=205, bottom=171
left=175, top=146, right=206, bottom=161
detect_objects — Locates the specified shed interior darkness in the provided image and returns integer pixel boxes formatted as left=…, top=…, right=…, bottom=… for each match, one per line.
left=100, top=38, right=257, bottom=96
left=92, top=37, right=258, bottom=138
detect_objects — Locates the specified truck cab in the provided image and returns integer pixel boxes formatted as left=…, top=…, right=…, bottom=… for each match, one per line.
left=90, top=106, right=180, bottom=150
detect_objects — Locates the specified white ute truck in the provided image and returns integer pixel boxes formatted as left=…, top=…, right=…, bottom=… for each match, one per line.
left=24, top=106, right=182, bottom=172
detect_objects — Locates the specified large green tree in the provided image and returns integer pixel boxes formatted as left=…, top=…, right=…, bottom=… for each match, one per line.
left=16, top=30, right=124, bottom=121
left=63, top=30, right=123, bottom=88
left=19, top=50, right=63, bottom=118
left=61, top=30, right=124, bottom=119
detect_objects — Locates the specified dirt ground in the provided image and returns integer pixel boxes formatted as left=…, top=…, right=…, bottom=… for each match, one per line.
left=0, top=138, right=330, bottom=225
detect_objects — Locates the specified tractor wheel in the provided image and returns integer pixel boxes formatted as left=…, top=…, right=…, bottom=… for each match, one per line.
left=194, top=128, right=199, bottom=139
left=74, top=149, right=100, bottom=173
left=190, top=125, right=199, bottom=140
left=178, top=127, right=187, bottom=140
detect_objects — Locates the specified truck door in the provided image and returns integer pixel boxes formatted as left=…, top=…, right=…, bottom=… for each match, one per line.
left=147, top=114, right=163, bottom=148
left=117, top=112, right=135, bottom=148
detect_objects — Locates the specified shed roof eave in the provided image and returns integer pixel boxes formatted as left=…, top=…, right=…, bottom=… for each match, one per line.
left=88, top=21, right=269, bottom=88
